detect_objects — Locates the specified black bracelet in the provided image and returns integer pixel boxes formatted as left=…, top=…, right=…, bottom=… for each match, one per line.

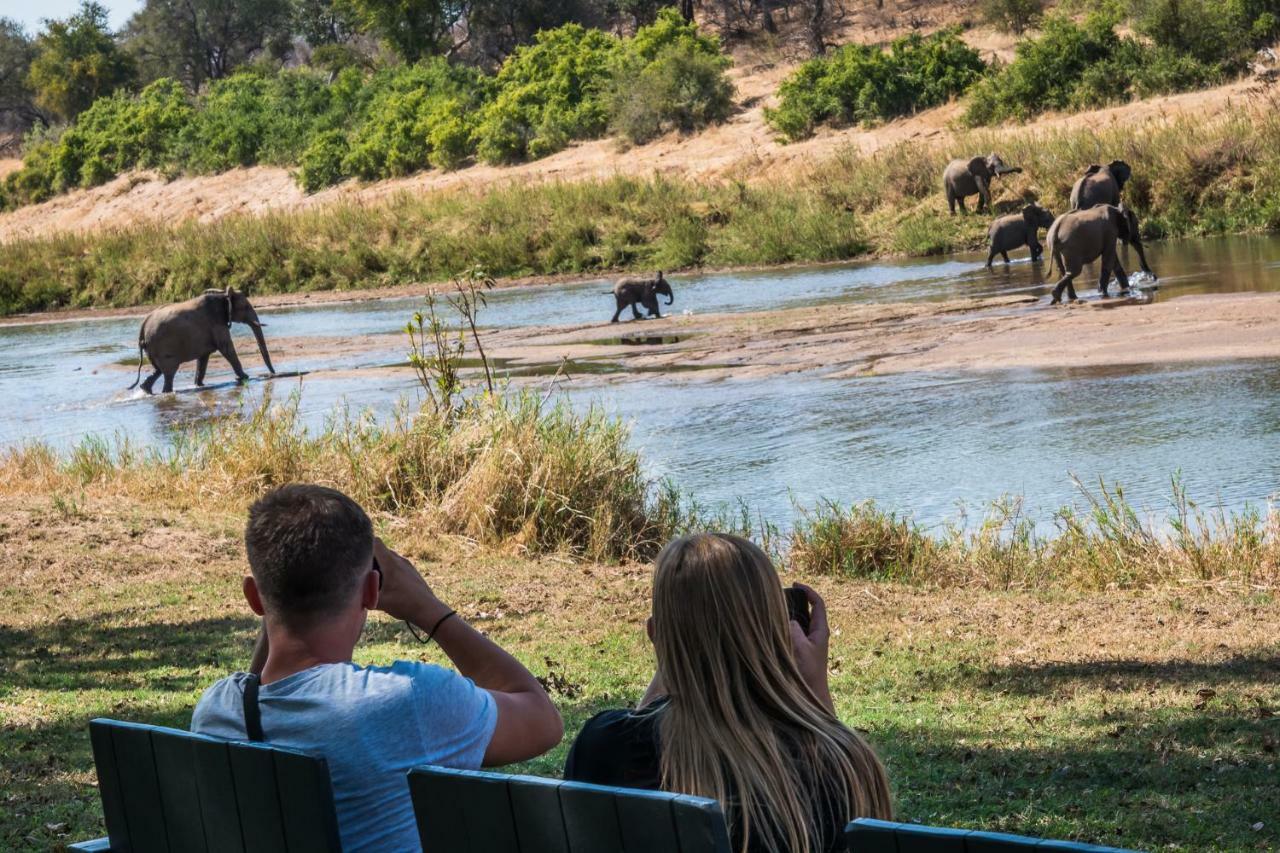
left=427, top=609, right=458, bottom=642
left=405, top=610, right=458, bottom=644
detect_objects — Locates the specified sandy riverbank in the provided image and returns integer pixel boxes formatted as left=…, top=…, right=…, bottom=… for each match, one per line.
left=88, top=290, right=1280, bottom=384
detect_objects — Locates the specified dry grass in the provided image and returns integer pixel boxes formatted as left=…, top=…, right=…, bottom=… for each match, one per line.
left=1, top=492, right=1277, bottom=850
left=788, top=481, right=1280, bottom=590
left=0, top=390, right=684, bottom=564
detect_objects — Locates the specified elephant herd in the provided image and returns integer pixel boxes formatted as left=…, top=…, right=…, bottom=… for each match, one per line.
left=125, top=161, right=1155, bottom=394
left=945, top=155, right=1155, bottom=303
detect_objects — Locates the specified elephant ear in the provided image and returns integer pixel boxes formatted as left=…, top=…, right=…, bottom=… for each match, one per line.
left=1083, top=164, right=1103, bottom=176
left=1109, top=160, right=1132, bottom=188
left=967, top=156, right=991, bottom=178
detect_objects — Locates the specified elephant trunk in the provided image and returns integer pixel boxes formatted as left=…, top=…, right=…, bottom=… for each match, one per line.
left=250, top=322, right=276, bottom=374
left=1132, top=240, right=1153, bottom=276
left=665, top=292, right=674, bottom=306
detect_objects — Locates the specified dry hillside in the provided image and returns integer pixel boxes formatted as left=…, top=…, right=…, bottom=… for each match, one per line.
left=0, top=0, right=1273, bottom=244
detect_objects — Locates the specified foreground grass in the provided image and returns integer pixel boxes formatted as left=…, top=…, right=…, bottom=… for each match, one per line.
left=1, top=493, right=1276, bottom=851
left=4, top=102, right=1280, bottom=316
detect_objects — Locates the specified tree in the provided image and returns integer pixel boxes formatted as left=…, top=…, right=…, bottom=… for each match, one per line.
left=292, top=0, right=361, bottom=46
left=27, top=2, right=136, bottom=120
left=342, top=0, right=469, bottom=61
left=123, top=0, right=293, bottom=90
left=0, top=18, right=47, bottom=130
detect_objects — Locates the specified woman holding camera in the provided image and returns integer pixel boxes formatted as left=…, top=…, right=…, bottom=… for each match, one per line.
left=564, top=532, right=892, bottom=853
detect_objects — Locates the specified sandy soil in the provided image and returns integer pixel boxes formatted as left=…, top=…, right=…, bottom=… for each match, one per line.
left=85, top=290, right=1280, bottom=386
left=475, top=291, right=1280, bottom=381
left=1, top=8, right=1272, bottom=245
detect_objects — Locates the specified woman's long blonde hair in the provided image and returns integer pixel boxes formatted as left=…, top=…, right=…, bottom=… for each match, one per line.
left=651, top=533, right=892, bottom=853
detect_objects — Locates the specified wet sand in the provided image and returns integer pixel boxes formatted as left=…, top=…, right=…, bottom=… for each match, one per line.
left=95, top=291, right=1280, bottom=383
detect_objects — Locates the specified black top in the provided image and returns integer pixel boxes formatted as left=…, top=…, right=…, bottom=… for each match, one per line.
left=564, top=700, right=846, bottom=853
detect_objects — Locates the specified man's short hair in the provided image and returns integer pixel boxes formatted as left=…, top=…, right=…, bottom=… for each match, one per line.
left=245, top=484, right=373, bottom=623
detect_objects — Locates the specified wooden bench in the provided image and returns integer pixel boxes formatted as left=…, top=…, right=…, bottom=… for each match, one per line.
left=70, top=718, right=341, bottom=853
left=409, top=766, right=1140, bottom=853
left=408, top=765, right=732, bottom=852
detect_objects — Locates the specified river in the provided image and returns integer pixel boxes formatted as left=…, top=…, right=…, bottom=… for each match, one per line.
left=2, top=234, right=1278, bottom=529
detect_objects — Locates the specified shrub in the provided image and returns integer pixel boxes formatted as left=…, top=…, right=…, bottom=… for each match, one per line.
left=298, top=129, right=348, bottom=192
left=475, top=24, right=622, bottom=164
left=981, top=0, right=1044, bottom=34
left=340, top=60, right=486, bottom=180
left=962, top=12, right=1244, bottom=124
left=766, top=29, right=985, bottom=142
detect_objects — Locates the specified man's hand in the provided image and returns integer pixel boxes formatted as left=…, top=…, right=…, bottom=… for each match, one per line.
left=373, top=538, right=449, bottom=625
left=788, top=583, right=834, bottom=712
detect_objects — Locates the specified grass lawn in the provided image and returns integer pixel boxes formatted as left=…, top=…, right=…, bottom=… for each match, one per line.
left=1, top=493, right=1277, bottom=851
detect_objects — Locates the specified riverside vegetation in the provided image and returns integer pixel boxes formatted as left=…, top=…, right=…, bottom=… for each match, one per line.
left=4, top=103, right=1280, bottom=316
left=3, top=290, right=1277, bottom=850
left=2, top=337, right=1278, bottom=850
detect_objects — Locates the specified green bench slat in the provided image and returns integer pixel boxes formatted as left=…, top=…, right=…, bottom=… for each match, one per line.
left=191, top=737, right=246, bottom=853
left=455, top=769, right=521, bottom=851
left=227, top=741, right=289, bottom=853
left=1036, top=841, right=1135, bottom=852
left=68, top=839, right=113, bottom=852
left=508, top=775, right=571, bottom=853
left=88, top=721, right=132, bottom=853
left=108, top=720, right=171, bottom=853
left=409, top=765, right=474, bottom=852
left=151, top=729, right=209, bottom=853
left=559, top=780, right=624, bottom=852
left=671, top=794, right=733, bottom=853
left=611, top=787, right=681, bottom=853
left=845, top=817, right=900, bottom=852
left=272, top=747, right=342, bottom=852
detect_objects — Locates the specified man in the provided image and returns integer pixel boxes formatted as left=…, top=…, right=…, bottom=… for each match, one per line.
left=192, top=484, right=562, bottom=852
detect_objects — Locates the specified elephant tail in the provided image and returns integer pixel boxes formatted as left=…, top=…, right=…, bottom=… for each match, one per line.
left=1044, top=219, right=1061, bottom=271
left=126, top=333, right=145, bottom=390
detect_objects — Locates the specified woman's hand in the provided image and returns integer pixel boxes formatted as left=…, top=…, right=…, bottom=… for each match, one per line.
left=788, top=583, right=835, bottom=712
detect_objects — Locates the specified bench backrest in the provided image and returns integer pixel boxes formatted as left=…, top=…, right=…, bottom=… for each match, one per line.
left=846, top=818, right=1139, bottom=852
left=408, top=765, right=732, bottom=853
left=87, top=718, right=341, bottom=853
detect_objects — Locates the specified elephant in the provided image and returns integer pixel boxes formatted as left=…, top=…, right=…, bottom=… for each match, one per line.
left=1044, top=204, right=1154, bottom=304
left=128, top=287, right=276, bottom=394
left=943, top=153, right=1022, bottom=214
left=986, top=203, right=1056, bottom=268
left=610, top=272, right=674, bottom=323
left=1070, top=160, right=1132, bottom=211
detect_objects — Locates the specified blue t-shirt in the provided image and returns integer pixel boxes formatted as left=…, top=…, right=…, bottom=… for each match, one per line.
left=192, top=661, right=497, bottom=853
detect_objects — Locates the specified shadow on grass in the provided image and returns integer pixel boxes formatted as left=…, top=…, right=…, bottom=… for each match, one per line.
left=983, top=651, right=1280, bottom=693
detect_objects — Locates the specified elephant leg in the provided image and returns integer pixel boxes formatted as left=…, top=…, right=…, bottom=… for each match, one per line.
left=947, top=190, right=956, bottom=215
left=956, top=196, right=967, bottom=214
left=1113, top=262, right=1131, bottom=293
left=985, top=249, right=995, bottom=269
left=631, top=302, right=643, bottom=320
left=1001, top=250, right=1011, bottom=264
left=1051, top=263, right=1082, bottom=304
left=1029, top=241, right=1043, bottom=262
left=194, top=354, right=210, bottom=387
left=1098, top=259, right=1113, bottom=298
left=218, top=341, right=249, bottom=381
left=140, top=369, right=161, bottom=395
left=161, top=368, right=177, bottom=393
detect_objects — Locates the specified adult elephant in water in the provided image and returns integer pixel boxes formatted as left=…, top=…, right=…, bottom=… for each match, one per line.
left=943, top=153, right=1022, bottom=214
left=1044, top=204, right=1154, bottom=304
left=1070, top=160, right=1132, bottom=210
left=128, top=287, right=276, bottom=394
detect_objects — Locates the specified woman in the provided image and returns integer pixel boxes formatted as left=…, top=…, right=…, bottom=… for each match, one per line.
left=565, top=533, right=892, bottom=853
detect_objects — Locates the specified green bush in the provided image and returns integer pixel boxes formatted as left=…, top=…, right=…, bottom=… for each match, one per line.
left=766, top=30, right=985, bottom=142
left=608, top=10, right=734, bottom=145
left=2, top=17, right=738, bottom=207
left=340, top=60, right=486, bottom=180
left=981, top=0, right=1045, bottom=34
left=475, top=24, right=622, bottom=164
left=962, top=14, right=1223, bottom=125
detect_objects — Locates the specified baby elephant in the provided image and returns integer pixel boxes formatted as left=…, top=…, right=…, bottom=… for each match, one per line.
left=610, top=271, right=674, bottom=323
left=986, top=203, right=1056, bottom=268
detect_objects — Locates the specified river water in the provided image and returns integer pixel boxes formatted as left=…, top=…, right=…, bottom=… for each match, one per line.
left=2, top=235, right=1278, bottom=529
